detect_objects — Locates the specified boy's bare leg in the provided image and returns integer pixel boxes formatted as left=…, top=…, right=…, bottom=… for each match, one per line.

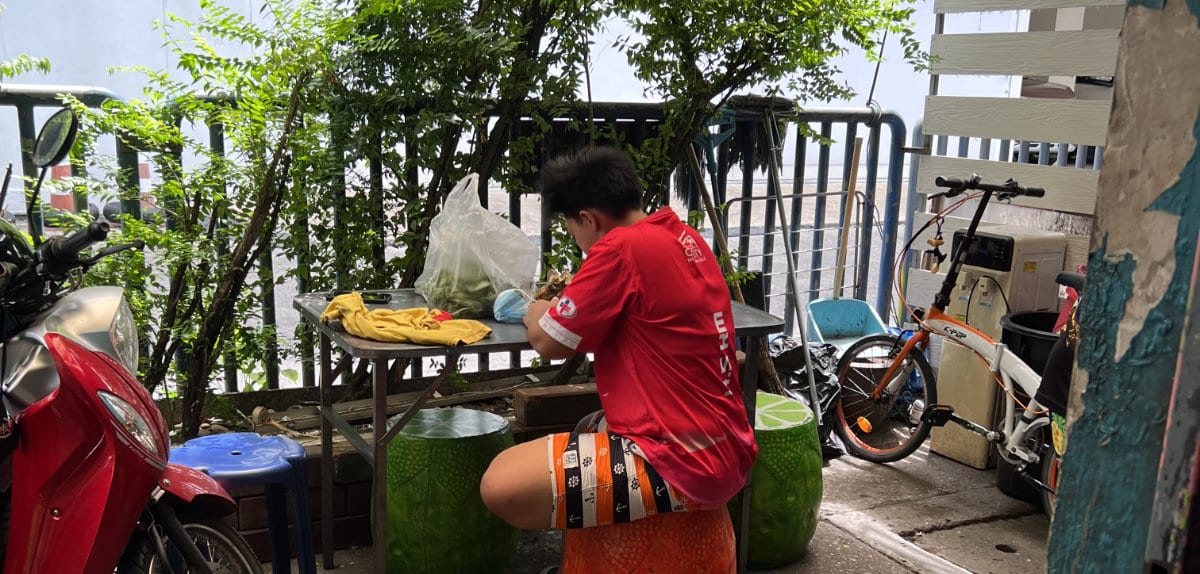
left=480, top=438, right=555, bottom=530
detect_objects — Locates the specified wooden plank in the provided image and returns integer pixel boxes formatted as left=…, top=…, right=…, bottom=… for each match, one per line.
left=925, top=96, right=1111, bottom=146
left=931, top=30, right=1118, bottom=77
left=935, top=0, right=1125, bottom=13
left=910, top=211, right=1090, bottom=272
left=258, top=372, right=587, bottom=433
left=918, top=155, right=1100, bottom=215
left=514, top=383, right=601, bottom=427
left=508, top=418, right=579, bottom=443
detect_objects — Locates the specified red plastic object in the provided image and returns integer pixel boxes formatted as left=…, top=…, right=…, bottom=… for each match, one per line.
left=5, top=334, right=167, bottom=574
left=562, top=507, right=736, bottom=574
left=1053, top=288, right=1078, bottom=334
left=431, top=309, right=453, bottom=321
left=159, top=463, right=237, bottom=516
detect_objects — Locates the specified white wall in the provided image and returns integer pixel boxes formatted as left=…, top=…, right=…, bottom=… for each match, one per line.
left=0, top=0, right=263, bottom=213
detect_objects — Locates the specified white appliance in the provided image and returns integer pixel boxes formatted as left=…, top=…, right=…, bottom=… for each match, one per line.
left=931, top=224, right=1066, bottom=469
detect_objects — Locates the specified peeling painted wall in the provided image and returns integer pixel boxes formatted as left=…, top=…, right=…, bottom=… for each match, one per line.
left=1048, top=1, right=1200, bottom=573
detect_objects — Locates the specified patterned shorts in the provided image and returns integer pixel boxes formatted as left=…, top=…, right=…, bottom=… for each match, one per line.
left=547, top=431, right=698, bottom=529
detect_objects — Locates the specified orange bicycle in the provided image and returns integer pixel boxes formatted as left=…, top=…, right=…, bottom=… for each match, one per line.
left=831, top=175, right=1057, bottom=492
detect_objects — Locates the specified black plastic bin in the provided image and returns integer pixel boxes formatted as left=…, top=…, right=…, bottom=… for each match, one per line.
left=1000, top=311, right=1061, bottom=375
left=995, top=310, right=1060, bottom=505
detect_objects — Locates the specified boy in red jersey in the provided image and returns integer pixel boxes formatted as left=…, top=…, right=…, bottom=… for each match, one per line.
left=480, top=147, right=757, bottom=530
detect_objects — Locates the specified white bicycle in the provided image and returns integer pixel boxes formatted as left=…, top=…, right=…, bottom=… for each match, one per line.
left=831, top=174, right=1072, bottom=517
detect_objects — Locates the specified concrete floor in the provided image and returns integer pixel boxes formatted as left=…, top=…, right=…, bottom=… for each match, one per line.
left=273, top=443, right=1049, bottom=574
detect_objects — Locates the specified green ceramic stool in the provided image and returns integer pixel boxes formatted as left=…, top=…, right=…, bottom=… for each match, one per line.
left=731, top=391, right=824, bottom=569
left=383, top=407, right=519, bottom=574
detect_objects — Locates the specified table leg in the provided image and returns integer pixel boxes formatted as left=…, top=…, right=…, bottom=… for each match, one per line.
left=737, top=336, right=763, bottom=574
left=320, top=334, right=335, bottom=570
left=372, top=359, right=389, bottom=574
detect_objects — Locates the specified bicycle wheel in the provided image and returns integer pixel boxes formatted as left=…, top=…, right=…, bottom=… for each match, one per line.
left=833, top=334, right=937, bottom=463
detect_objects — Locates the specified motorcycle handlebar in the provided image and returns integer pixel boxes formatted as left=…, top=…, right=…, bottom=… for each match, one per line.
left=46, top=221, right=109, bottom=261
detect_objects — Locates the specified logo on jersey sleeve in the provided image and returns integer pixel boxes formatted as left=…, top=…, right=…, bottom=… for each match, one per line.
left=678, top=231, right=705, bottom=263
left=557, top=297, right=578, bottom=318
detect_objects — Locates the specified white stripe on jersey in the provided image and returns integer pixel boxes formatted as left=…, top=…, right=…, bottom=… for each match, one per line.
left=538, top=314, right=582, bottom=350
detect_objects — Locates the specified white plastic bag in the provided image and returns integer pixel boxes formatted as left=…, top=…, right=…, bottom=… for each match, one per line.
left=415, top=173, right=540, bottom=318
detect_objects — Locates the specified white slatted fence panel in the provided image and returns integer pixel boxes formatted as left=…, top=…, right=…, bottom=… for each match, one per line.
left=924, top=96, right=1111, bottom=146
left=918, top=156, right=1100, bottom=215
left=935, top=0, right=1125, bottom=13
left=931, top=30, right=1119, bottom=76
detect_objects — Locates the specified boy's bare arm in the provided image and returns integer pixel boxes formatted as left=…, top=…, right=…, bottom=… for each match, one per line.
left=524, top=298, right=576, bottom=359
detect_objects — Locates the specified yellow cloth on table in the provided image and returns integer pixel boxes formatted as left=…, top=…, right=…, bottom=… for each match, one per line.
left=319, top=291, right=491, bottom=346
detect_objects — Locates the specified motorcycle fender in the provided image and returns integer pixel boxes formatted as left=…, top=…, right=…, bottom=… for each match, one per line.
left=159, top=463, right=236, bottom=516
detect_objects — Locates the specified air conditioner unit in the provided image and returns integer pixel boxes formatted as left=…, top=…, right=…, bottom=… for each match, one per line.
left=930, top=224, right=1066, bottom=469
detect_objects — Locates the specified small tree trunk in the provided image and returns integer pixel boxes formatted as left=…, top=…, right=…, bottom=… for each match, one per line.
left=179, top=77, right=308, bottom=439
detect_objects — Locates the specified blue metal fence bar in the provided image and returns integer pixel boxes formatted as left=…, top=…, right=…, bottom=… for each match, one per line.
left=292, top=123, right=317, bottom=389
left=810, top=122, right=833, bottom=297
left=506, top=119, right=526, bottom=373
left=369, top=133, right=386, bottom=282
left=207, top=122, right=243, bottom=393
left=782, top=129, right=808, bottom=328
left=737, top=120, right=756, bottom=272
left=762, top=145, right=778, bottom=284
left=16, top=104, right=39, bottom=231
left=872, top=114, right=907, bottom=319
left=856, top=123, right=883, bottom=302
left=330, top=123, right=349, bottom=291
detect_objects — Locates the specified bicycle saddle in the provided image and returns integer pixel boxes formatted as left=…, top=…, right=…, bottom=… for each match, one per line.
left=1056, top=272, right=1086, bottom=292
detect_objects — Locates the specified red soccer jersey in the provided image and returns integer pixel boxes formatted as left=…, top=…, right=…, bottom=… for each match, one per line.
left=539, top=207, right=758, bottom=508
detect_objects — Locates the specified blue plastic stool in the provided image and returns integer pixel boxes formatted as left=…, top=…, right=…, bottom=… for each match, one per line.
left=170, top=433, right=316, bottom=574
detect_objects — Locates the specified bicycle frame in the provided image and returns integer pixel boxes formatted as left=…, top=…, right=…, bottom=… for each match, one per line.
left=873, top=183, right=1052, bottom=463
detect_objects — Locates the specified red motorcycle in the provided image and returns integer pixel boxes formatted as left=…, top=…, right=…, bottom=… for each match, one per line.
left=0, top=107, right=261, bottom=573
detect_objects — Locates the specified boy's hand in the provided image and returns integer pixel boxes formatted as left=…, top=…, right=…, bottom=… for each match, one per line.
left=523, top=297, right=575, bottom=359
left=524, top=297, right=558, bottom=328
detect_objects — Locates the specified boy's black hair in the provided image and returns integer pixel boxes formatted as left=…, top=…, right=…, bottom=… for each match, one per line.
left=536, top=146, right=643, bottom=219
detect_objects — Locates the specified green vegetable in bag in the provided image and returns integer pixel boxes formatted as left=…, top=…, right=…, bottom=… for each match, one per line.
left=414, top=173, right=539, bottom=319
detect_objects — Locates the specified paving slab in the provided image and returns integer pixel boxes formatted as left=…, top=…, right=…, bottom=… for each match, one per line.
left=752, top=521, right=915, bottom=574
left=911, top=514, right=1050, bottom=574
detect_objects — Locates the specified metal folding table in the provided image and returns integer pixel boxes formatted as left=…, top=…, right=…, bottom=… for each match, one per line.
left=293, top=289, right=784, bottom=574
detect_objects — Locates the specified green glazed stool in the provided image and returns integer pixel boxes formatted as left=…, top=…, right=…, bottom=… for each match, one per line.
left=731, top=391, right=824, bottom=569
left=383, top=407, right=519, bottom=574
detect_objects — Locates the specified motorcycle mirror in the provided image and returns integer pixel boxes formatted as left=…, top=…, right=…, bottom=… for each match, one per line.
left=32, top=107, right=79, bottom=169
left=27, top=108, right=79, bottom=249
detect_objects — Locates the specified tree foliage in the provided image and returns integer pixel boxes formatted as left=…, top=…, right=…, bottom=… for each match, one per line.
left=613, top=0, right=927, bottom=206
left=74, top=0, right=335, bottom=438
left=60, top=0, right=924, bottom=439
